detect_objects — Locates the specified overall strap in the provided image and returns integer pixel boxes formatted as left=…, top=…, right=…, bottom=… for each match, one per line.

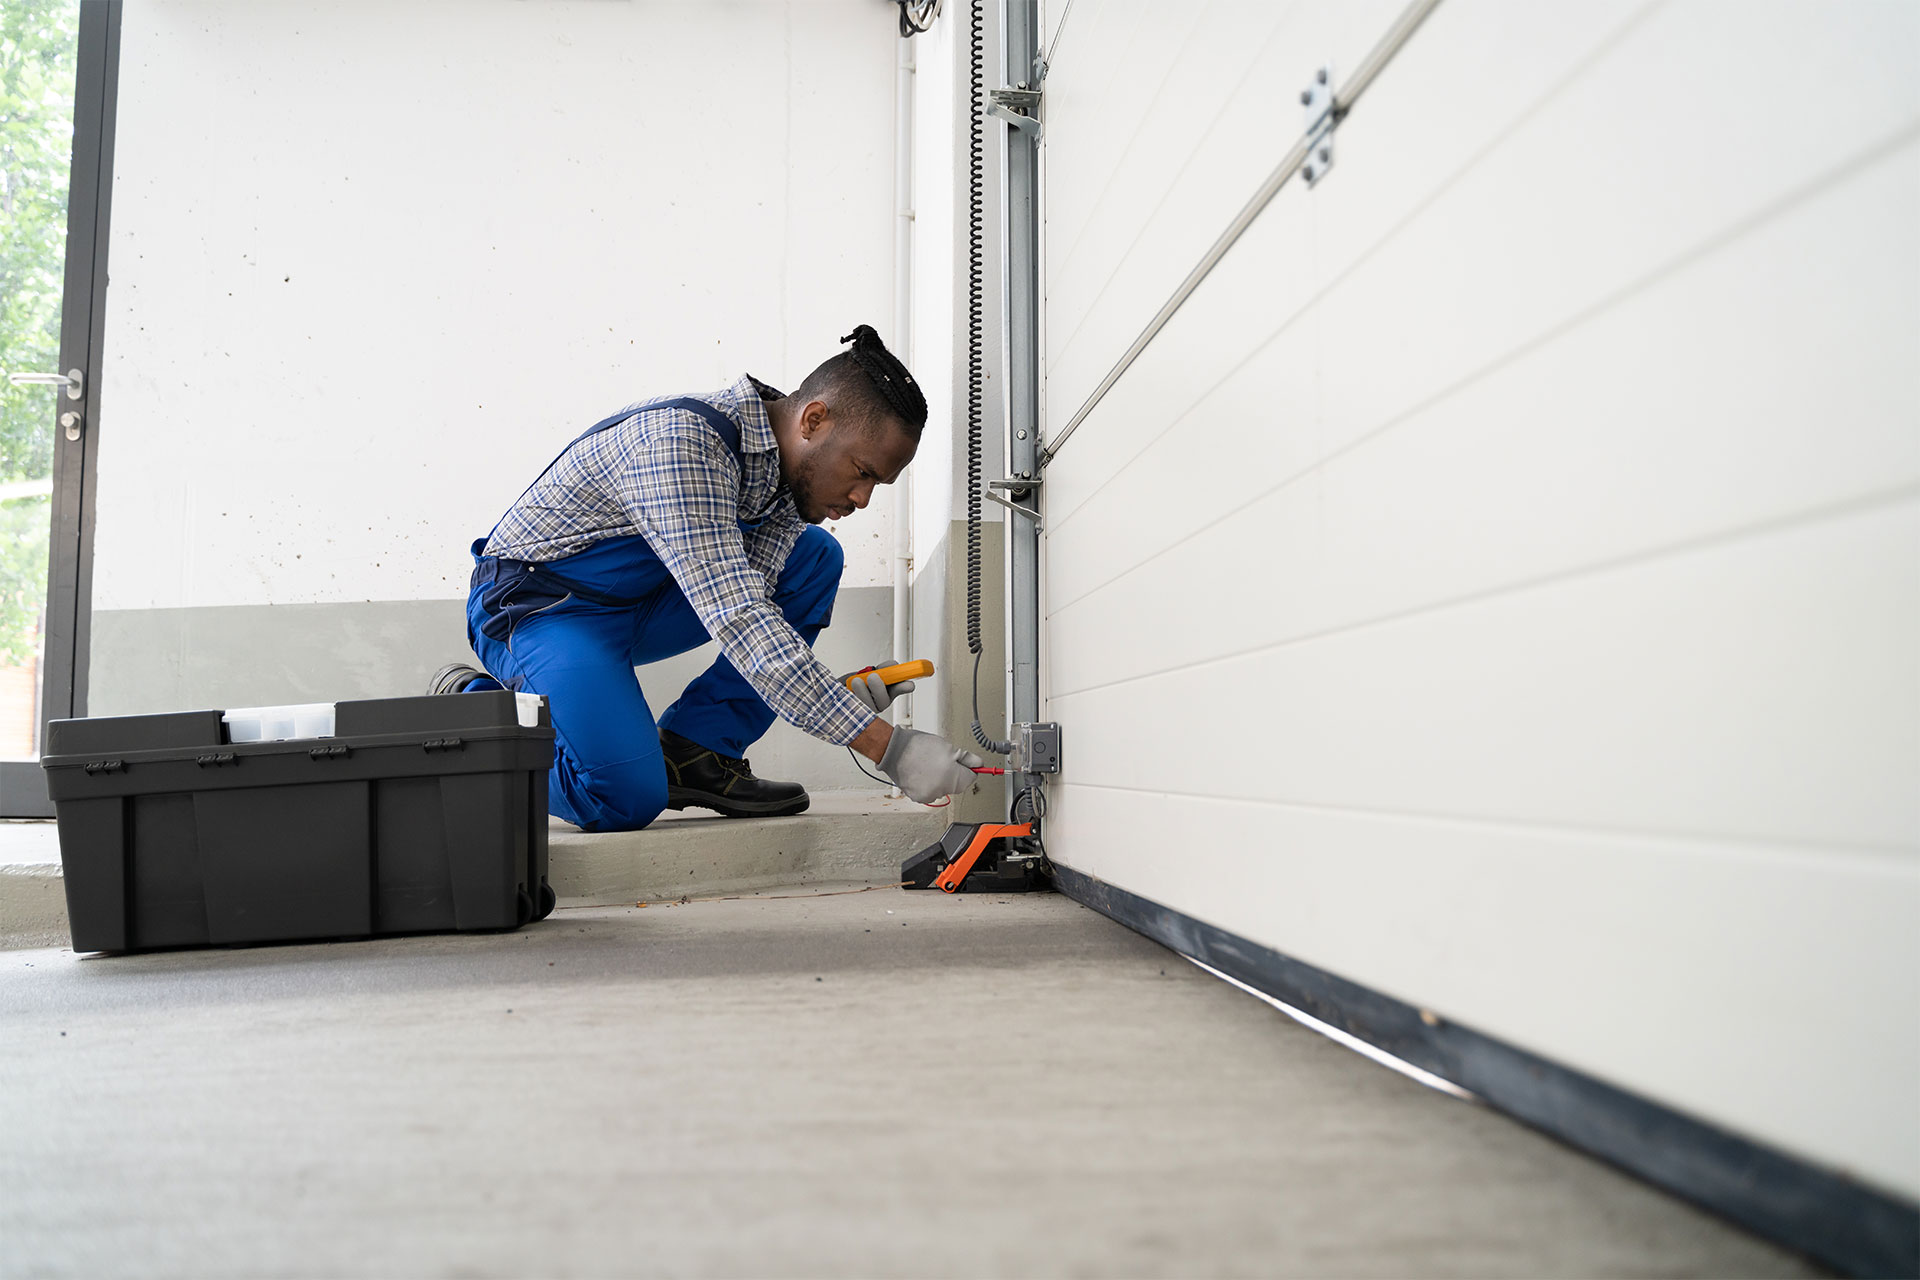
left=486, top=396, right=747, bottom=547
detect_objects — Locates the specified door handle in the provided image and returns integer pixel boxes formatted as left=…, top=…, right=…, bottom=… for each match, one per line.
left=7, top=368, right=84, bottom=400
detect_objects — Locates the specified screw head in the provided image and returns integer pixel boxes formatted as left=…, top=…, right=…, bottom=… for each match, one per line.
left=1300, top=89, right=1311, bottom=105
left=1318, top=67, right=1328, bottom=84
left=1319, top=147, right=1330, bottom=163
left=1017, top=429, right=1027, bottom=439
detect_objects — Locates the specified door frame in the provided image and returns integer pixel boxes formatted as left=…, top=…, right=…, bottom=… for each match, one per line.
left=0, top=0, right=121, bottom=818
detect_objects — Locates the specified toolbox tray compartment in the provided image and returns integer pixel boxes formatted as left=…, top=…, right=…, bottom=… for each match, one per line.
left=40, top=692, right=556, bottom=953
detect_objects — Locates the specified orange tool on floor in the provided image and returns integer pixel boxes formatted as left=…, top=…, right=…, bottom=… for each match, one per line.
left=901, top=821, right=1047, bottom=894
left=930, top=822, right=1031, bottom=892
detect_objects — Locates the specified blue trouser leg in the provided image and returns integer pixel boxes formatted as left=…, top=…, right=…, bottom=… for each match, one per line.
left=464, top=527, right=844, bottom=832
left=655, top=525, right=844, bottom=758
left=467, top=579, right=669, bottom=833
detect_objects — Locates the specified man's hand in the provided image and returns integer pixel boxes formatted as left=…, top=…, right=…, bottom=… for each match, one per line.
left=879, top=727, right=984, bottom=804
left=840, top=663, right=916, bottom=714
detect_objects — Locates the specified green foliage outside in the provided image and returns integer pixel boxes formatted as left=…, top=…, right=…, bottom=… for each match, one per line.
left=0, top=0, right=78, bottom=667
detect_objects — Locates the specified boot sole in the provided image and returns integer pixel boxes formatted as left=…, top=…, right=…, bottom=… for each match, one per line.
left=665, top=787, right=811, bottom=819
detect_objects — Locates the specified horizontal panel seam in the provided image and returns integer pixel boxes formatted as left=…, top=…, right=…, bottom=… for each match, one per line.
left=1046, top=482, right=1920, bottom=696
left=1048, top=780, right=1920, bottom=867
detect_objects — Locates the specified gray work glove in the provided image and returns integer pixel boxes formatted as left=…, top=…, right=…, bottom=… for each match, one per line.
left=880, top=727, right=984, bottom=804
left=840, top=665, right=916, bottom=714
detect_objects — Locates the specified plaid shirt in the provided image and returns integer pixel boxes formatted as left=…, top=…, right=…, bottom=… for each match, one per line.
left=484, top=373, right=876, bottom=746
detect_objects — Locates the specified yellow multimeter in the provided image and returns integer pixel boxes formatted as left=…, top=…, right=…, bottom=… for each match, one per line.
left=843, top=659, right=933, bottom=692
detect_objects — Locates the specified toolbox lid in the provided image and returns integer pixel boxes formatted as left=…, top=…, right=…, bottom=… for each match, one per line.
left=44, top=709, right=226, bottom=757
left=42, top=690, right=550, bottom=769
left=332, top=691, right=547, bottom=737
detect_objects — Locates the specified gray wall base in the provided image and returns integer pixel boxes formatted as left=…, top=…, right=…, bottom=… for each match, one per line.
left=1048, top=862, right=1919, bottom=1280
left=89, top=586, right=896, bottom=793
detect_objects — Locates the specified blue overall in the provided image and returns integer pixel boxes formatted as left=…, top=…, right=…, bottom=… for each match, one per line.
left=465, top=399, right=842, bottom=832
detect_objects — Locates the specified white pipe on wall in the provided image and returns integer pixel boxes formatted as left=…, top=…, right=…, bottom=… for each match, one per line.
left=891, top=30, right=916, bottom=732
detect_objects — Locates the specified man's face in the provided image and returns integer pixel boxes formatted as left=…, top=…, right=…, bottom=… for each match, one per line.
left=784, top=400, right=918, bottom=525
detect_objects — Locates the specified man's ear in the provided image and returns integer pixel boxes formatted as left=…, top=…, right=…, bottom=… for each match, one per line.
left=800, top=398, right=832, bottom=440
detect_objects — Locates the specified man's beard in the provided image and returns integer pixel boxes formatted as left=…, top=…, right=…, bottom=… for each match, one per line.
left=788, top=452, right=829, bottom=524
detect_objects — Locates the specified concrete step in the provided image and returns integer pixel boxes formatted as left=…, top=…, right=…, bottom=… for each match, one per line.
left=0, top=791, right=947, bottom=951
left=550, top=791, right=945, bottom=905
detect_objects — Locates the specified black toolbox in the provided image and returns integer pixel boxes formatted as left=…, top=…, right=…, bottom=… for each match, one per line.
left=40, top=691, right=556, bottom=953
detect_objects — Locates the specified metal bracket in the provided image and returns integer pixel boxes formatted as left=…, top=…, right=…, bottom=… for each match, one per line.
left=988, top=86, right=1042, bottom=139
left=988, top=475, right=1042, bottom=499
left=982, top=489, right=1042, bottom=531
left=1301, top=63, right=1335, bottom=186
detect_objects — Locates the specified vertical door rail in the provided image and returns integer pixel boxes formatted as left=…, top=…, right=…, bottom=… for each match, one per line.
left=1001, top=0, right=1044, bottom=785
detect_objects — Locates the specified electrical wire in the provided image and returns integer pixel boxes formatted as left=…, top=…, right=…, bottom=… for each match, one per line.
left=895, top=0, right=940, bottom=37
left=847, top=746, right=890, bottom=788
left=964, top=0, right=984, bottom=664
left=964, top=0, right=1014, bottom=760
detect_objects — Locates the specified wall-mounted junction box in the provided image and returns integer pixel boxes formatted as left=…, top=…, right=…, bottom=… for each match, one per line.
left=1008, top=722, right=1061, bottom=774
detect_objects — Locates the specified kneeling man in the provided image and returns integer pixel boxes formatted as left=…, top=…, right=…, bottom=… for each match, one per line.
left=435, top=325, right=981, bottom=831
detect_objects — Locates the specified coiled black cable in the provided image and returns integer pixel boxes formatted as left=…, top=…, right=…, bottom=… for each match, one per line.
left=964, top=0, right=984, bottom=662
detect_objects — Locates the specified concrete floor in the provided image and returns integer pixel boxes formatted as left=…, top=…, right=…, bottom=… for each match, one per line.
left=0, top=888, right=1818, bottom=1278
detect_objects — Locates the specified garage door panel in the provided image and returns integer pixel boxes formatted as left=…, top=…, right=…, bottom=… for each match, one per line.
left=1038, top=0, right=1920, bottom=1207
left=1050, top=500, right=1920, bottom=850
left=1046, top=782, right=1920, bottom=1198
left=1045, top=0, right=1294, bottom=318
left=1312, top=2, right=1920, bottom=464
left=1044, top=146, right=1920, bottom=668
left=1042, top=186, right=1322, bottom=534
left=1045, top=1, right=1401, bottom=422
left=1040, top=0, right=1654, bottom=532
left=1042, top=0, right=1217, bottom=277
left=1043, top=0, right=1646, bottom=448
left=1043, top=0, right=1919, bottom=537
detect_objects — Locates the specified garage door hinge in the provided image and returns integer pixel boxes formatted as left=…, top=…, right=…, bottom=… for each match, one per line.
left=988, top=85, right=1042, bottom=139
left=1301, top=63, right=1336, bottom=186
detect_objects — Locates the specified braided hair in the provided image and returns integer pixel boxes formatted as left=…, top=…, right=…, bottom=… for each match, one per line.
left=792, top=324, right=928, bottom=437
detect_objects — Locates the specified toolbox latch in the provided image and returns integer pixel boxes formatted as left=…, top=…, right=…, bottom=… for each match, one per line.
left=193, top=752, right=237, bottom=768
left=308, top=744, right=351, bottom=760
left=82, top=758, right=125, bottom=775
left=422, top=737, right=465, bottom=753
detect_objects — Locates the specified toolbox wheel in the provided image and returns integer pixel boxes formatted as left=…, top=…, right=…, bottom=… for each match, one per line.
left=516, top=886, right=536, bottom=926
left=537, top=882, right=557, bottom=920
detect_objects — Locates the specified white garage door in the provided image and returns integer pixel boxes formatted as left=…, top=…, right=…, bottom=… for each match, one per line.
left=1038, top=0, right=1919, bottom=1201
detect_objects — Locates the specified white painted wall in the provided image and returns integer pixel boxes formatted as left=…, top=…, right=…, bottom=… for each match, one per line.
left=97, top=0, right=904, bottom=611
left=1039, top=0, right=1920, bottom=1199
